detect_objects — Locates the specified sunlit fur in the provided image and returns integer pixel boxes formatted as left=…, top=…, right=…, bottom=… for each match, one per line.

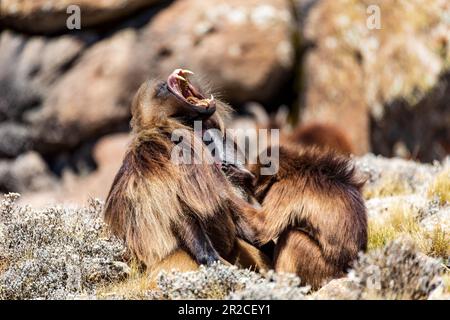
left=104, top=79, right=270, bottom=275
left=250, top=145, right=367, bottom=289
left=243, top=103, right=355, bottom=155
left=289, top=122, right=354, bottom=155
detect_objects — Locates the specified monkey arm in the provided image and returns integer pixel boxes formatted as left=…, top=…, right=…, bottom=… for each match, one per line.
left=228, top=198, right=269, bottom=246
left=176, top=216, right=223, bottom=266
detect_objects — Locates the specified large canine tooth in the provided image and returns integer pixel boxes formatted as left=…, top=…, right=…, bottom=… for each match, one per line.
left=175, top=75, right=187, bottom=81
left=181, top=69, right=195, bottom=75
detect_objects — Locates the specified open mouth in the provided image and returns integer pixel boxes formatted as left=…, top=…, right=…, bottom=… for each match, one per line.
left=167, top=69, right=215, bottom=109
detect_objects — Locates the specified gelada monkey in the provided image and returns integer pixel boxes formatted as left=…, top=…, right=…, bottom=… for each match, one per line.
left=104, top=69, right=270, bottom=278
left=250, top=145, right=367, bottom=289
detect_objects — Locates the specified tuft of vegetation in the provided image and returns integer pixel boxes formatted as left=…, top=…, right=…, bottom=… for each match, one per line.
left=155, top=263, right=311, bottom=300
left=443, top=272, right=450, bottom=294
left=363, top=176, right=414, bottom=200
left=96, top=260, right=152, bottom=300
left=351, top=239, right=444, bottom=300
left=368, top=200, right=449, bottom=259
left=1, top=151, right=448, bottom=300
left=156, top=263, right=266, bottom=300
left=428, top=168, right=450, bottom=205
left=226, top=271, right=310, bottom=300
left=0, top=194, right=127, bottom=299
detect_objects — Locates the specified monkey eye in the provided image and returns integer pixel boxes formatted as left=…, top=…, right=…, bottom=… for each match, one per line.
left=155, top=81, right=169, bottom=98
left=167, top=69, right=215, bottom=110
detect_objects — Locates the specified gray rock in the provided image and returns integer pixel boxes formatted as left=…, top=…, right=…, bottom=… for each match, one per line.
left=0, top=123, right=31, bottom=157
left=0, top=152, right=56, bottom=193
left=0, top=0, right=162, bottom=34
left=421, top=207, right=450, bottom=233
left=26, top=29, right=144, bottom=152
left=297, top=0, right=450, bottom=159
left=140, top=0, right=295, bottom=105
left=312, top=278, right=359, bottom=300
left=0, top=30, right=85, bottom=121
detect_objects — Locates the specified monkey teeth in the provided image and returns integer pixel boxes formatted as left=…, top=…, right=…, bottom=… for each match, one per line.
left=168, top=68, right=213, bottom=109
left=175, top=74, right=187, bottom=82
left=181, top=69, right=195, bottom=75
left=175, top=70, right=195, bottom=82
left=173, top=68, right=194, bottom=79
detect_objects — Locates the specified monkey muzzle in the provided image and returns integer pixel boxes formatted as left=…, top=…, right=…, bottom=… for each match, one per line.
left=167, top=69, right=216, bottom=116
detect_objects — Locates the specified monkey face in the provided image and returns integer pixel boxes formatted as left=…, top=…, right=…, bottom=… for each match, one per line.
left=147, top=69, right=216, bottom=121
left=167, top=69, right=216, bottom=116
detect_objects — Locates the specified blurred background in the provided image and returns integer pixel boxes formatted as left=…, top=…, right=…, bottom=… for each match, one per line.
left=0, top=0, right=449, bottom=206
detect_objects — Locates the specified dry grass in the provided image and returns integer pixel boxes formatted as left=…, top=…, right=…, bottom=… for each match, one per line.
left=368, top=201, right=449, bottom=259
left=368, top=201, right=419, bottom=250
left=428, top=168, right=450, bottom=205
left=443, top=272, right=450, bottom=294
left=97, top=260, right=152, bottom=299
left=425, top=226, right=449, bottom=259
left=0, top=259, right=8, bottom=274
left=363, top=176, right=414, bottom=200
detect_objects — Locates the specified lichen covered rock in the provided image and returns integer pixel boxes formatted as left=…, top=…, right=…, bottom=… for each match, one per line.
left=299, top=0, right=450, bottom=159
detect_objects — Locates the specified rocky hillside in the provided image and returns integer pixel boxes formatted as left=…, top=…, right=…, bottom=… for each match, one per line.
left=0, top=0, right=449, bottom=203
left=0, top=154, right=448, bottom=300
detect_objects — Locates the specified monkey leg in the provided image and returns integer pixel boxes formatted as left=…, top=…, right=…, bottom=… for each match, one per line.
left=177, top=216, right=223, bottom=266
left=147, top=249, right=200, bottom=289
left=228, top=239, right=272, bottom=272
left=274, top=230, right=345, bottom=290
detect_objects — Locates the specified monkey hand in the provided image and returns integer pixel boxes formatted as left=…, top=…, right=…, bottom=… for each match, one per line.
left=197, top=252, right=232, bottom=267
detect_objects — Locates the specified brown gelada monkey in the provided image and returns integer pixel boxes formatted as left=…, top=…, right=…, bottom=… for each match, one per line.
left=104, top=69, right=271, bottom=279
left=250, top=145, right=368, bottom=289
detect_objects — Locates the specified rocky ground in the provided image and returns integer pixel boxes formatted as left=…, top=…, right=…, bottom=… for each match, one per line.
left=0, top=154, right=448, bottom=300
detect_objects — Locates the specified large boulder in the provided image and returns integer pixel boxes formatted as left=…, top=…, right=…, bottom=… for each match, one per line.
left=0, top=0, right=162, bottom=34
left=0, top=123, right=31, bottom=157
left=0, top=0, right=295, bottom=160
left=0, top=30, right=86, bottom=121
left=25, top=30, right=144, bottom=152
left=140, top=0, right=295, bottom=105
left=18, top=133, right=130, bottom=207
left=298, top=0, right=450, bottom=158
left=0, top=152, right=57, bottom=193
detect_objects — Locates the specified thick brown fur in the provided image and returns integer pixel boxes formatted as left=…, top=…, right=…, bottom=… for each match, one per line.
left=104, top=78, right=271, bottom=275
left=250, top=145, right=367, bottom=289
left=242, top=104, right=355, bottom=155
